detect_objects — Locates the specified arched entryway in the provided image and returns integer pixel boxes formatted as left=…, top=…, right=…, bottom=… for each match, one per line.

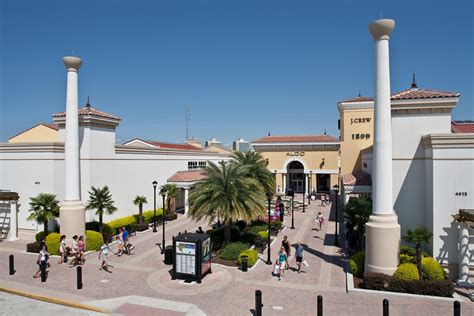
left=287, top=161, right=305, bottom=193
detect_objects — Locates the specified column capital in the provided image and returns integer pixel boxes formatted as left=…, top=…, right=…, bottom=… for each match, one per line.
left=63, top=56, right=82, bottom=71
left=369, top=19, right=395, bottom=41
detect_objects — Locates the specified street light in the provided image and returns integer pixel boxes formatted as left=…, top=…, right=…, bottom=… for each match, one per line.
left=308, top=171, right=312, bottom=205
left=152, top=181, right=158, bottom=233
left=290, top=188, right=295, bottom=230
left=266, top=191, right=273, bottom=265
left=160, top=187, right=167, bottom=254
left=333, top=184, right=340, bottom=246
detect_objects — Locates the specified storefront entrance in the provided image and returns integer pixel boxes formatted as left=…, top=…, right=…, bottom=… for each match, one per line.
left=288, top=161, right=305, bottom=193
left=317, top=174, right=330, bottom=193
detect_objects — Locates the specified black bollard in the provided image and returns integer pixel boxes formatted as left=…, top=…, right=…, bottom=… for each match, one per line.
left=383, top=299, right=389, bottom=316
left=40, top=262, right=46, bottom=282
left=77, top=266, right=83, bottom=289
left=9, top=254, right=15, bottom=275
left=255, top=290, right=262, bottom=316
left=317, top=295, right=323, bottom=316
left=453, top=301, right=460, bottom=316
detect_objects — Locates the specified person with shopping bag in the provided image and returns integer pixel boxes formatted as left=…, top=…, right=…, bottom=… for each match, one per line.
left=295, top=242, right=308, bottom=273
left=275, top=246, right=288, bottom=280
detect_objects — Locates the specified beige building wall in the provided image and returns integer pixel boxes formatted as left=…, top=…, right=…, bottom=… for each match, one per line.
left=8, top=124, right=59, bottom=143
left=339, top=106, right=374, bottom=174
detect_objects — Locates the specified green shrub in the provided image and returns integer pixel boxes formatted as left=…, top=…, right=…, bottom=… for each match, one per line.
left=421, top=257, right=445, bottom=280
left=400, top=244, right=429, bottom=257
left=86, top=230, right=103, bottom=251
left=208, top=226, right=241, bottom=251
left=247, top=225, right=268, bottom=236
left=131, top=223, right=149, bottom=232
left=400, top=254, right=416, bottom=264
left=107, top=215, right=137, bottom=234
left=271, top=221, right=283, bottom=231
left=237, top=249, right=259, bottom=267
left=362, top=272, right=390, bottom=290
left=219, top=242, right=250, bottom=261
left=140, top=209, right=163, bottom=224
left=394, top=263, right=419, bottom=281
left=85, top=221, right=101, bottom=232
left=35, top=231, right=48, bottom=242
left=45, top=232, right=61, bottom=255
left=349, top=251, right=365, bottom=277
left=258, top=230, right=269, bottom=239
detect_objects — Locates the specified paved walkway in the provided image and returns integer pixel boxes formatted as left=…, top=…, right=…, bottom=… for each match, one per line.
left=1, top=202, right=473, bottom=315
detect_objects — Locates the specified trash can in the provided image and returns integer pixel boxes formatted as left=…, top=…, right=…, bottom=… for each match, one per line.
left=241, top=255, right=248, bottom=272
left=164, top=245, right=173, bottom=265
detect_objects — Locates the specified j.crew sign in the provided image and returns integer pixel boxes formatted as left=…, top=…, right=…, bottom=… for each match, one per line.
left=286, top=152, right=305, bottom=156
left=350, top=117, right=371, bottom=125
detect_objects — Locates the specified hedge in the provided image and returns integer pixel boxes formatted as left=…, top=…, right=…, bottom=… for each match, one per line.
left=219, top=242, right=250, bottom=261
left=45, top=232, right=61, bottom=255
left=208, top=226, right=241, bottom=251
left=349, top=251, right=365, bottom=277
left=394, top=263, right=419, bottom=281
left=107, top=215, right=137, bottom=234
left=363, top=273, right=453, bottom=297
left=131, top=223, right=149, bottom=232
left=247, top=225, right=268, bottom=236
left=237, top=249, right=259, bottom=267
left=258, top=231, right=269, bottom=239
left=400, top=254, right=416, bottom=264
left=35, top=231, right=48, bottom=242
left=421, top=257, right=445, bottom=280
left=85, top=230, right=103, bottom=251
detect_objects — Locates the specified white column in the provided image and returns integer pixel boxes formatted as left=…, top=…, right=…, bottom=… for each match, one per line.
left=184, top=188, right=189, bottom=214
left=282, top=174, right=287, bottom=193
left=458, top=223, right=471, bottom=284
left=8, top=201, right=19, bottom=241
left=305, top=174, right=309, bottom=195
left=365, top=19, right=400, bottom=276
left=60, top=56, right=85, bottom=241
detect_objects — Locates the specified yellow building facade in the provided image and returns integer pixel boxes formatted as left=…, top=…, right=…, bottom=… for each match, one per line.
left=8, top=123, right=59, bottom=143
left=251, top=135, right=340, bottom=194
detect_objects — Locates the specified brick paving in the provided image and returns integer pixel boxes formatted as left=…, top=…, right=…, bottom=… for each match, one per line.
left=1, top=202, right=473, bottom=315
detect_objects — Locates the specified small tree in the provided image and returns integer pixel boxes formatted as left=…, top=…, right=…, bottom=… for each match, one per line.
left=28, top=193, right=60, bottom=235
left=402, top=226, right=433, bottom=281
left=85, top=185, right=117, bottom=231
left=133, top=195, right=148, bottom=224
left=161, top=184, right=178, bottom=215
left=344, top=196, right=372, bottom=251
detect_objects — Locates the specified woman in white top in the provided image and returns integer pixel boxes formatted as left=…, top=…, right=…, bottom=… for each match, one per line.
left=115, top=227, right=123, bottom=256
left=58, top=235, right=67, bottom=264
left=33, top=242, right=49, bottom=278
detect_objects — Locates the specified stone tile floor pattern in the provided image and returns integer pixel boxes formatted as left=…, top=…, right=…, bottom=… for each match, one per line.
left=1, top=198, right=473, bottom=315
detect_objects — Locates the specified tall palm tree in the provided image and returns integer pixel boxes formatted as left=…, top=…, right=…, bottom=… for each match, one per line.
left=161, top=184, right=178, bottom=215
left=28, top=193, right=60, bottom=235
left=133, top=195, right=148, bottom=224
left=402, top=226, right=433, bottom=280
left=188, top=161, right=265, bottom=243
left=85, top=185, right=117, bottom=231
left=232, top=151, right=275, bottom=193
left=344, top=196, right=372, bottom=251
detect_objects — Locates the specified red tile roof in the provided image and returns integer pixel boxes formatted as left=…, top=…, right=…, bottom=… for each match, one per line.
left=340, top=88, right=459, bottom=103
left=343, top=171, right=372, bottom=186
left=167, top=170, right=208, bottom=183
left=52, top=106, right=121, bottom=121
left=44, top=123, right=59, bottom=131
left=252, top=135, right=338, bottom=143
left=146, top=140, right=202, bottom=151
left=451, top=121, right=474, bottom=134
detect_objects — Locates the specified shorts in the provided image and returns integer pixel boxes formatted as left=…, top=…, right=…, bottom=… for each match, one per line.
left=296, top=256, right=303, bottom=263
left=279, top=260, right=287, bottom=269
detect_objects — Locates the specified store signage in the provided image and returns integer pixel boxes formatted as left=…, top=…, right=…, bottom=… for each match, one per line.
left=286, top=152, right=305, bottom=156
left=352, top=133, right=371, bottom=140
left=351, top=118, right=372, bottom=124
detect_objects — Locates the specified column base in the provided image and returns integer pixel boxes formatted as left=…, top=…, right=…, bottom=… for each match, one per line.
left=365, top=213, right=400, bottom=276
left=60, top=200, right=85, bottom=240
left=8, top=236, right=20, bottom=241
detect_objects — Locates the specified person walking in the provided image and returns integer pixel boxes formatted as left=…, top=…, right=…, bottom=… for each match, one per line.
left=276, top=246, right=288, bottom=280
left=33, top=242, right=49, bottom=279
left=69, top=235, right=79, bottom=267
left=99, top=241, right=112, bottom=273
left=316, top=212, right=325, bottom=231
left=295, top=242, right=304, bottom=273
left=115, top=227, right=124, bottom=256
left=281, top=236, right=291, bottom=268
left=121, top=226, right=130, bottom=255
left=78, top=235, right=86, bottom=264
left=58, top=235, right=67, bottom=264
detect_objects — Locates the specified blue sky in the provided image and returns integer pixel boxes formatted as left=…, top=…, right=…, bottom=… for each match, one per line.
left=1, top=0, right=472, bottom=145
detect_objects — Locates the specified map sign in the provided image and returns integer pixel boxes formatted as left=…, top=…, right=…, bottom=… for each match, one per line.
left=176, top=241, right=196, bottom=275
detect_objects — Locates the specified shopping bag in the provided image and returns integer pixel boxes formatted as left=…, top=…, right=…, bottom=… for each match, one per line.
left=302, top=260, right=309, bottom=268
left=273, top=264, right=280, bottom=275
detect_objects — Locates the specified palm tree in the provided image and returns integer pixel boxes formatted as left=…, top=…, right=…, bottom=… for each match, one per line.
left=188, top=161, right=265, bottom=243
left=232, top=151, right=275, bottom=193
left=344, top=196, right=372, bottom=251
left=133, top=195, right=148, bottom=224
left=28, top=193, right=60, bottom=235
left=402, top=226, right=433, bottom=280
left=85, top=185, right=117, bottom=231
left=161, top=184, right=178, bottom=215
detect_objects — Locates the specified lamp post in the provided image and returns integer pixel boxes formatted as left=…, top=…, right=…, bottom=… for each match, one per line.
left=152, top=181, right=157, bottom=233
left=160, top=187, right=167, bottom=254
left=290, top=189, right=295, bottom=230
left=333, top=184, right=340, bottom=246
left=308, top=171, right=312, bottom=205
left=266, top=191, right=273, bottom=265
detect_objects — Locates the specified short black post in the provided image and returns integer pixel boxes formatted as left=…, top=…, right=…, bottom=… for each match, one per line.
left=77, top=266, right=83, bottom=289
left=255, top=290, right=262, bottom=316
left=453, top=300, right=460, bottom=316
left=9, top=254, right=15, bottom=275
left=383, top=299, right=389, bottom=316
left=40, top=262, right=46, bottom=282
left=317, top=295, right=323, bottom=316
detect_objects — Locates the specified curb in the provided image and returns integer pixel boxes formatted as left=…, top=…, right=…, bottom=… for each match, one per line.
left=0, top=286, right=110, bottom=314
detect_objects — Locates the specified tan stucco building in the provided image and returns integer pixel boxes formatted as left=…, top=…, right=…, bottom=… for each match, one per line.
left=8, top=123, right=59, bottom=143
left=251, top=135, right=340, bottom=194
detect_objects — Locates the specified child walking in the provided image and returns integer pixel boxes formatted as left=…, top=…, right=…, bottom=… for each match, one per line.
left=99, top=241, right=112, bottom=273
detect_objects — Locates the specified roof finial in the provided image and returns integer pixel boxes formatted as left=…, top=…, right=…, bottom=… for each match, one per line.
left=358, top=91, right=361, bottom=97
left=411, top=73, right=417, bottom=89
left=324, top=129, right=327, bottom=135
left=86, top=96, right=91, bottom=107
left=268, top=131, right=271, bottom=136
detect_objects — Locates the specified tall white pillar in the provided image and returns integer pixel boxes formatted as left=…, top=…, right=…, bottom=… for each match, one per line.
left=282, top=174, right=287, bottom=193
left=365, top=19, right=400, bottom=276
left=458, top=223, right=471, bottom=284
left=8, top=200, right=19, bottom=241
left=184, top=188, right=189, bottom=214
left=305, top=174, right=309, bottom=195
left=60, top=56, right=85, bottom=241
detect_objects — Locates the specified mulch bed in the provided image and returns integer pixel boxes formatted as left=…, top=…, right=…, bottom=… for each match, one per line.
left=211, top=254, right=238, bottom=267
left=353, top=275, right=363, bottom=288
